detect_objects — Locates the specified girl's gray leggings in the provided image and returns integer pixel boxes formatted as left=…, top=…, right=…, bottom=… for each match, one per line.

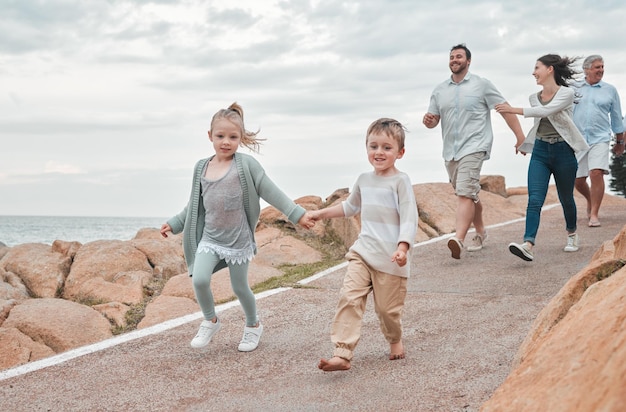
left=192, top=250, right=258, bottom=327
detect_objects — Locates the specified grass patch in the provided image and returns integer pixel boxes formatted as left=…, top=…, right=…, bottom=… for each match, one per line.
left=111, top=276, right=168, bottom=335
left=595, top=259, right=626, bottom=282
left=252, top=259, right=344, bottom=293
left=75, top=295, right=109, bottom=307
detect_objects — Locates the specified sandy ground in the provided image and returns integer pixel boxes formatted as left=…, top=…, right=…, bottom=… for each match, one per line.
left=0, top=196, right=624, bottom=412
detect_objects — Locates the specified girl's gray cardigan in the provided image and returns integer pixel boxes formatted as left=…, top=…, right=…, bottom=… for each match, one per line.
left=167, top=152, right=306, bottom=275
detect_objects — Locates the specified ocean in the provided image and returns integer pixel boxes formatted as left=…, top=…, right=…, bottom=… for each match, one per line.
left=0, top=216, right=168, bottom=247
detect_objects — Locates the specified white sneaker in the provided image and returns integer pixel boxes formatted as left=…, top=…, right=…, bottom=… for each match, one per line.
left=509, top=242, right=533, bottom=261
left=564, top=233, right=579, bottom=252
left=190, top=318, right=221, bottom=348
left=467, top=231, right=487, bottom=252
left=238, top=323, right=263, bottom=352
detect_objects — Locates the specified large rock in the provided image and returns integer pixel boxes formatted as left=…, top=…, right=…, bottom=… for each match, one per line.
left=0, top=299, right=18, bottom=325
left=130, top=234, right=187, bottom=278
left=2, top=298, right=112, bottom=353
left=253, top=227, right=322, bottom=267
left=0, top=268, right=29, bottom=302
left=63, top=240, right=154, bottom=303
left=137, top=295, right=199, bottom=329
left=481, top=225, right=626, bottom=411
left=0, top=243, right=71, bottom=298
left=0, top=244, right=9, bottom=260
left=0, top=327, right=55, bottom=370
left=74, top=271, right=151, bottom=305
left=480, top=175, right=507, bottom=198
left=92, top=301, right=131, bottom=328
left=160, top=273, right=195, bottom=300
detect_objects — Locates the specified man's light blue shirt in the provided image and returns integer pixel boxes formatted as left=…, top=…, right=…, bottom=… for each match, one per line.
left=428, top=72, right=506, bottom=161
left=573, top=80, right=624, bottom=145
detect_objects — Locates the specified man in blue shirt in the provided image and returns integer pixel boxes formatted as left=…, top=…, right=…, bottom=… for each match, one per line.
left=573, top=55, right=625, bottom=228
left=423, top=43, right=526, bottom=259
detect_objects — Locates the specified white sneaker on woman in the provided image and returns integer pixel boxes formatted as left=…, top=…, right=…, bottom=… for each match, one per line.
left=509, top=242, right=533, bottom=261
left=564, top=233, right=579, bottom=252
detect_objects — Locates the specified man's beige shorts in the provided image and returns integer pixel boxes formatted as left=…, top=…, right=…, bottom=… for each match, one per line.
left=445, top=152, right=486, bottom=201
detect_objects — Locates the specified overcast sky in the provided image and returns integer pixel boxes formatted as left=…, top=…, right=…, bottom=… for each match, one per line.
left=1, top=0, right=625, bottom=217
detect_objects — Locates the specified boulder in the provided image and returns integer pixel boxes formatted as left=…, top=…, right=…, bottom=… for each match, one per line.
left=0, top=299, right=18, bottom=325
left=0, top=268, right=29, bottom=301
left=51, top=240, right=82, bottom=260
left=138, top=295, right=199, bottom=329
left=130, top=237, right=187, bottom=279
left=480, top=175, right=507, bottom=197
left=295, top=195, right=323, bottom=211
left=0, top=327, right=55, bottom=370
left=0, top=243, right=71, bottom=298
left=161, top=274, right=194, bottom=300
left=63, top=240, right=154, bottom=303
left=0, top=244, right=8, bottom=260
left=75, top=271, right=151, bottom=305
left=253, top=227, right=322, bottom=267
left=2, top=298, right=112, bottom=353
left=92, top=301, right=131, bottom=328
left=481, top=267, right=626, bottom=412
left=481, top=225, right=626, bottom=411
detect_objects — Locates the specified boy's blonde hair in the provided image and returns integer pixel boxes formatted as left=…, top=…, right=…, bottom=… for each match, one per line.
left=366, top=118, right=407, bottom=150
left=210, top=102, right=265, bottom=152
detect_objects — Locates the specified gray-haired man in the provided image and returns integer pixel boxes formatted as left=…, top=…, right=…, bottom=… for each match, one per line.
left=573, top=55, right=625, bottom=227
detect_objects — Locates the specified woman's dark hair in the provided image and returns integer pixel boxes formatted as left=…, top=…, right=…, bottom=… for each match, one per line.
left=537, top=54, right=581, bottom=87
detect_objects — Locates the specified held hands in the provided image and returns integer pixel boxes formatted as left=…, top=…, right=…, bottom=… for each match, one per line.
left=298, top=211, right=317, bottom=230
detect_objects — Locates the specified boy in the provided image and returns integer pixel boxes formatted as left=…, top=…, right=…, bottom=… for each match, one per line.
left=310, top=118, right=418, bottom=371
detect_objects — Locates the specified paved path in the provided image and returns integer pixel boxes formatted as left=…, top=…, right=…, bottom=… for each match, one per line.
left=1, top=197, right=624, bottom=412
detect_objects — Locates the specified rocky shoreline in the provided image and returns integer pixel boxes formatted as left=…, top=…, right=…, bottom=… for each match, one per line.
left=0, top=178, right=621, bottom=368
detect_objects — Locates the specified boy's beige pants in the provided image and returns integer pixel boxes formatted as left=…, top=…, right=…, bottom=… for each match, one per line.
left=331, top=250, right=408, bottom=361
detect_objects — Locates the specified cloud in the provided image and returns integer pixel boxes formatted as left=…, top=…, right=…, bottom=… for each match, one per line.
left=44, top=161, right=83, bottom=175
left=0, top=0, right=625, bottom=216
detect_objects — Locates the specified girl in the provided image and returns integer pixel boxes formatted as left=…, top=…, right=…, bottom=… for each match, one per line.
left=161, top=102, right=314, bottom=351
left=496, top=55, right=589, bottom=261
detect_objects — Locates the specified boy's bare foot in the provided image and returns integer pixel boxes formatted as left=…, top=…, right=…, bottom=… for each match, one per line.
left=389, top=341, right=405, bottom=360
left=318, top=356, right=351, bottom=371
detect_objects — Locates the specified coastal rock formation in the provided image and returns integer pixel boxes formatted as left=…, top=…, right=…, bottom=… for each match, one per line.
left=0, top=193, right=330, bottom=370
left=2, top=174, right=624, bottom=408
left=2, top=243, right=71, bottom=299
left=2, top=298, right=112, bottom=358
left=481, top=225, right=626, bottom=411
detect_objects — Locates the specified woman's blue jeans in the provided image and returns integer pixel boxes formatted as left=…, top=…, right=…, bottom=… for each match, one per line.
left=524, top=140, right=578, bottom=245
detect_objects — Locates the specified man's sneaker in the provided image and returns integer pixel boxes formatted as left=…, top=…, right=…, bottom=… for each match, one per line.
left=238, top=323, right=263, bottom=352
left=509, top=242, right=533, bottom=261
left=190, top=318, right=221, bottom=348
left=467, top=231, right=488, bottom=252
left=447, top=237, right=463, bottom=259
left=564, top=233, right=579, bottom=252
